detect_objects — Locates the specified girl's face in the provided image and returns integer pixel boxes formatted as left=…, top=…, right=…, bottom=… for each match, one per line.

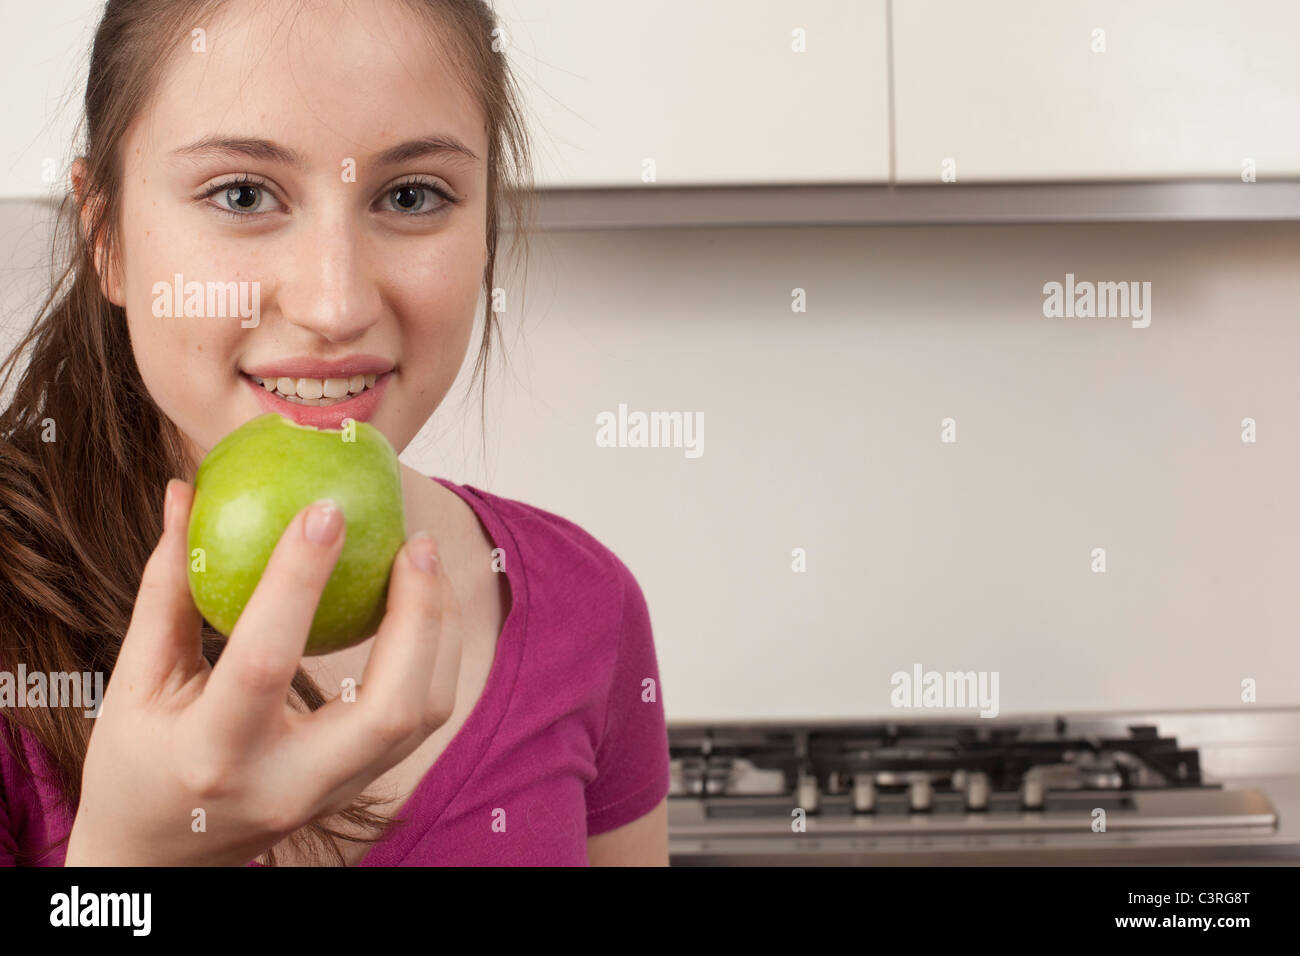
left=100, top=0, right=488, bottom=462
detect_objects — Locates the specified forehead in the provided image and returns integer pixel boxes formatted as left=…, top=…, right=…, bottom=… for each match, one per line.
left=135, top=0, right=486, bottom=167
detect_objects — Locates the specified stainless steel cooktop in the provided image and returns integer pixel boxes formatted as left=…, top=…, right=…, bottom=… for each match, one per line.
left=666, top=711, right=1300, bottom=865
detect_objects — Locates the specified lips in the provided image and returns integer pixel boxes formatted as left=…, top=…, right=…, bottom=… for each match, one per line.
left=239, top=355, right=394, bottom=428
left=242, top=369, right=392, bottom=428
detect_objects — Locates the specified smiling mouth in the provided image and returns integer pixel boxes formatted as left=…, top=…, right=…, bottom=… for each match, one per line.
left=248, top=373, right=379, bottom=406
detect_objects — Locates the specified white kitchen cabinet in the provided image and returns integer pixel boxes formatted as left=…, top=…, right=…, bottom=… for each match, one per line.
left=494, top=0, right=891, bottom=187
left=893, top=0, right=1300, bottom=183
left=0, top=0, right=890, bottom=199
left=0, top=0, right=103, bottom=201
left=4, top=1, right=1298, bottom=201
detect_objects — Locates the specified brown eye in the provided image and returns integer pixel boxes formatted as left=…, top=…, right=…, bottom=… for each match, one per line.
left=392, top=184, right=424, bottom=211
left=199, top=175, right=283, bottom=218
left=381, top=178, right=458, bottom=217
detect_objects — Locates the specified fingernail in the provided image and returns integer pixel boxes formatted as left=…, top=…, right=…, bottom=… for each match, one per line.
left=408, top=531, right=438, bottom=574
left=304, top=499, right=343, bottom=544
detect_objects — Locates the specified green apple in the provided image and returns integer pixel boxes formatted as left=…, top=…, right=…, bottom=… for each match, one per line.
left=187, top=412, right=406, bottom=655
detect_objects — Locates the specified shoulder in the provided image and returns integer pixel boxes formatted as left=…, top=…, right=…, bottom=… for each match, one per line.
left=443, top=486, right=671, bottom=828
left=445, top=483, right=653, bottom=670
left=454, top=483, right=642, bottom=602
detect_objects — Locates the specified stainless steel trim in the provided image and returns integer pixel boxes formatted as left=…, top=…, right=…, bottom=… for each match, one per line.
left=669, top=788, right=1277, bottom=838
left=668, top=843, right=1300, bottom=867
left=524, top=182, right=1300, bottom=231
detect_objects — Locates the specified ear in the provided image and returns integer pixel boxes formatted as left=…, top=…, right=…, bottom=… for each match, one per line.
left=70, top=157, right=124, bottom=308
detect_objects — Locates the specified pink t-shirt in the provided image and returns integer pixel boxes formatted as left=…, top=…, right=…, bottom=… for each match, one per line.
left=0, top=478, right=670, bottom=866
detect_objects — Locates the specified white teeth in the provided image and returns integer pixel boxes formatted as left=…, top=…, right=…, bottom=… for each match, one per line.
left=296, top=378, right=324, bottom=400
left=250, top=371, right=381, bottom=404
left=323, top=377, right=350, bottom=399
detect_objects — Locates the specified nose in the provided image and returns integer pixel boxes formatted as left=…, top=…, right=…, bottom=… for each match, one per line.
left=274, top=209, right=383, bottom=343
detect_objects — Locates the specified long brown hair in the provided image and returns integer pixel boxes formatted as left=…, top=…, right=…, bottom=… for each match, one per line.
left=0, top=0, right=534, bottom=865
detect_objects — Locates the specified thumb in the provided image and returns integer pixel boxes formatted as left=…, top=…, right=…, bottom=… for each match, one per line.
left=114, top=479, right=206, bottom=696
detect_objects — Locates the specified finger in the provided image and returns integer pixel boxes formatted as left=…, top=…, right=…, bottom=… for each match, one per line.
left=114, top=479, right=206, bottom=696
left=301, top=532, right=463, bottom=787
left=202, top=498, right=345, bottom=748
left=362, top=533, right=462, bottom=725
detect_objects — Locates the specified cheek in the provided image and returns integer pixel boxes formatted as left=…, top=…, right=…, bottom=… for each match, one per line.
left=124, top=206, right=250, bottom=343
left=123, top=269, right=247, bottom=377
left=391, top=239, right=485, bottom=354
left=123, top=300, right=246, bottom=447
left=118, top=211, right=249, bottom=444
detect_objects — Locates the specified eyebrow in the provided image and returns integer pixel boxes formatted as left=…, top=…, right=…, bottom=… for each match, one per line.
left=168, top=134, right=480, bottom=168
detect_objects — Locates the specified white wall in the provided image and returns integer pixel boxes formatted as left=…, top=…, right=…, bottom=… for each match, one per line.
left=4, top=199, right=1299, bottom=720
left=411, top=218, right=1300, bottom=721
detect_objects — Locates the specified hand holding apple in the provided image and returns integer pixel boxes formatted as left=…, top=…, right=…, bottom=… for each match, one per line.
left=67, top=475, right=462, bottom=866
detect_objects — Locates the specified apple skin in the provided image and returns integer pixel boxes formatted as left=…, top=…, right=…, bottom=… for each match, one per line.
left=187, top=412, right=406, bottom=656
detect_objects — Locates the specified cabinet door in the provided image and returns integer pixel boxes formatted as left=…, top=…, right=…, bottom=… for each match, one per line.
left=0, top=0, right=104, bottom=200
left=893, top=0, right=1300, bottom=183
left=496, top=0, right=891, bottom=186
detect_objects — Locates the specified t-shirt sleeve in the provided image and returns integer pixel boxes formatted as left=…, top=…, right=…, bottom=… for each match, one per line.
left=584, top=564, right=671, bottom=837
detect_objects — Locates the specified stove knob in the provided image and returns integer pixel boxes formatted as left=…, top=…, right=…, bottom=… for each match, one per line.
left=1021, top=774, right=1045, bottom=810
left=852, top=775, right=876, bottom=813
left=669, top=762, right=686, bottom=797
left=909, top=777, right=933, bottom=812
left=965, top=771, right=989, bottom=811
left=797, top=770, right=820, bottom=814
left=704, top=768, right=730, bottom=796
left=681, top=759, right=707, bottom=796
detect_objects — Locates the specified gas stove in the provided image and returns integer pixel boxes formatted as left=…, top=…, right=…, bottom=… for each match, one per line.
left=667, top=712, right=1300, bottom=865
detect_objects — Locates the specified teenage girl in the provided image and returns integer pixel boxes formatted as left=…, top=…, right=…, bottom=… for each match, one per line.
left=0, top=0, right=669, bottom=866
